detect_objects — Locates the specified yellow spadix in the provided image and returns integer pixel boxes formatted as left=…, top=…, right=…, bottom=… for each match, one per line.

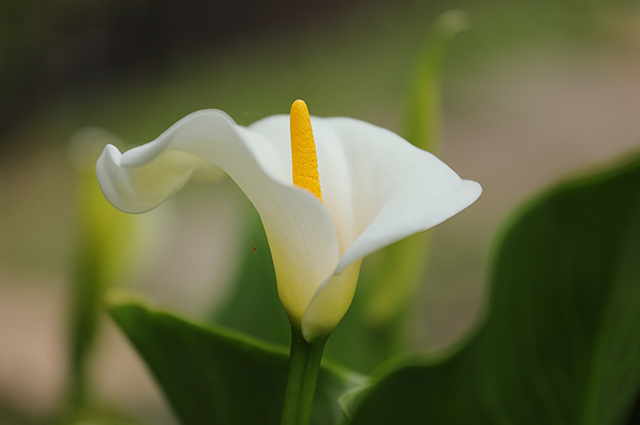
left=290, top=100, right=322, bottom=202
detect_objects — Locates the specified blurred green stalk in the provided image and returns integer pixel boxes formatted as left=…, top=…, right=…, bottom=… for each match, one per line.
left=363, top=9, right=470, bottom=349
left=64, top=130, right=141, bottom=420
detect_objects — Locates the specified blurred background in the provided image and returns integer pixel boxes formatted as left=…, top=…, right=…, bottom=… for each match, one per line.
left=1, top=0, right=640, bottom=424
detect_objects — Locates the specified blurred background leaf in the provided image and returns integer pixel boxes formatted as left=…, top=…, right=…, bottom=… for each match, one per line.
left=66, top=128, right=140, bottom=412
left=346, top=150, right=640, bottom=424
left=107, top=291, right=365, bottom=425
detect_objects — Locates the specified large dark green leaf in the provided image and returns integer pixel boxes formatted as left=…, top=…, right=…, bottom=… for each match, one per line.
left=348, top=151, right=640, bottom=424
left=106, top=292, right=365, bottom=425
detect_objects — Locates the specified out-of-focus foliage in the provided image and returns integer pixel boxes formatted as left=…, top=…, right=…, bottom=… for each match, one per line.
left=403, top=9, right=470, bottom=154
left=0, top=0, right=620, bottom=140
left=0, top=0, right=376, bottom=137
left=67, top=128, right=149, bottom=414
left=62, top=128, right=173, bottom=424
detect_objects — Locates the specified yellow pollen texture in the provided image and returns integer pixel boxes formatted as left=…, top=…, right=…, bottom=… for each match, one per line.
left=290, top=99, right=323, bottom=202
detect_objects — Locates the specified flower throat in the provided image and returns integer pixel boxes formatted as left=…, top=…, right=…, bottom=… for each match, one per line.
left=290, top=100, right=323, bottom=202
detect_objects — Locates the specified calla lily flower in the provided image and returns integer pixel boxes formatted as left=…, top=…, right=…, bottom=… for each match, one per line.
left=96, top=100, right=481, bottom=342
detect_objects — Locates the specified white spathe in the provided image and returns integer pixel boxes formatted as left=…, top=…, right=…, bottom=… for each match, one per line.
left=96, top=109, right=481, bottom=342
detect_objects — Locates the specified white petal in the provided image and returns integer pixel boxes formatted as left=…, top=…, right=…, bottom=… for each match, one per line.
left=96, top=110, right=341, bottom=326
left=301, top=259, right=362, bottom=342
left=322, top=117, right=482, bottom=272
left=97, top=146, right=223, bottom=213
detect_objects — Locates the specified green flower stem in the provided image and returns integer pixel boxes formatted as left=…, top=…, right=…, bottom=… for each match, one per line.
left=280, top=328, right=326, bottom=425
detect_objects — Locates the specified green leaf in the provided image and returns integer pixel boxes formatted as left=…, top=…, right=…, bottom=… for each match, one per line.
left=106, top=291, right=365, bottom=425
left=403, top=9, right=469, bottom=153
left=348, top=151, right=640, bottom=424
